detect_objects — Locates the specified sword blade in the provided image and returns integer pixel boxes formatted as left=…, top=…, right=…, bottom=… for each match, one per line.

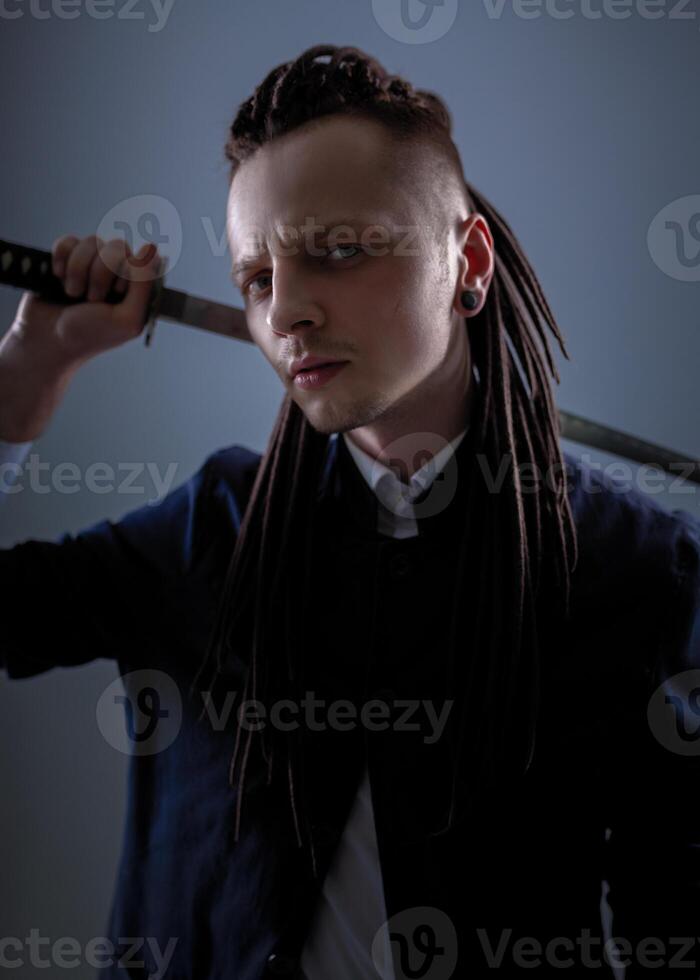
left=559, top=410, right=700, bottom=485
left=156, top=286, right=253, bottom=344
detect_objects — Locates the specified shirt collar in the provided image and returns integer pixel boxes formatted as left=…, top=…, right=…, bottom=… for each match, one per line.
left=340, top=426, right=470, bottom=502
left=316, top=422, right=475, bottom=541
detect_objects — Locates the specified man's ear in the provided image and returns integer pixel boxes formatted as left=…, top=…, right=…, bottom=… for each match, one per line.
left=454, top=213, right=494, bottom=317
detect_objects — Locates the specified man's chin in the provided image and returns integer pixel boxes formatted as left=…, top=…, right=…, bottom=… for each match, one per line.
left=296, top=398, right=388, bottom=437
left=298, top=406, right=348, bottom=436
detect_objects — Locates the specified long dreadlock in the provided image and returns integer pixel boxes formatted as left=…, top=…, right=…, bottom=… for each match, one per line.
left=188, top=44, right=579, bottom=873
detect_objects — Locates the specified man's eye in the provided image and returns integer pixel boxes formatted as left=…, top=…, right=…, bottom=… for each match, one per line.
left=244, top=245, right=363, bottom=296
left=327, top=243, right=363, bottom=261
left=246, top=274, right=272, bottom=295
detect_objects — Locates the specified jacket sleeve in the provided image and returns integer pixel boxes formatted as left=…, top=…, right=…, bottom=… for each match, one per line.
left=604, top=505, right=700, bottom=975
left=0, top=448, right=224, bottom=680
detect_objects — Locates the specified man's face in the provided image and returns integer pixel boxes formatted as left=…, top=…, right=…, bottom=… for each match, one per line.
left=226, top=114, right=466, bottom=436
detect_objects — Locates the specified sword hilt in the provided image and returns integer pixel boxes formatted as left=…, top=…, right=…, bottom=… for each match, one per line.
left=0, top=237, right=165, bottom=348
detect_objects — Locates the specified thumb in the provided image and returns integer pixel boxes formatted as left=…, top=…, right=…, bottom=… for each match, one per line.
left=118, top=243, right=161, bottom=322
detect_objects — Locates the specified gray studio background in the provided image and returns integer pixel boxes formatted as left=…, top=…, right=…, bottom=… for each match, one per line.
left=1, top=1, right=699, bottom=975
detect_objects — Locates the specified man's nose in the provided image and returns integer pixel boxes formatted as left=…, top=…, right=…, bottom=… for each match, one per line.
left=266, top=263, right=325, bottom=337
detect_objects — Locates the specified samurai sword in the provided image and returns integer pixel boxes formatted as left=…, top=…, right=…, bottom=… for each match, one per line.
left=1, top=236, right=698, bottom=486
left=0, top=237, right=252, bottom=346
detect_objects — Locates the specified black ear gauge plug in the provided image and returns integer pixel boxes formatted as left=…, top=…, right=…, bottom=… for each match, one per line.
left=461, top=290, right=478, bottom=311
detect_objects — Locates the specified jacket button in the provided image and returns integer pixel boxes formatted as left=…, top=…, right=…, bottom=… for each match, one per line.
left=266, top=952, right=298, bottom=976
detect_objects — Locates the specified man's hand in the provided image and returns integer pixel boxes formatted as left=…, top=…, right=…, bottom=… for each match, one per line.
left=0, top=233, right=162, bottom=442
left=11, top=234, right=161, bottom=367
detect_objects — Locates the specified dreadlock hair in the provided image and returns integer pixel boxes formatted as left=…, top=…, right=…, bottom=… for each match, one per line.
left=189, top=43, right=579, bottom=878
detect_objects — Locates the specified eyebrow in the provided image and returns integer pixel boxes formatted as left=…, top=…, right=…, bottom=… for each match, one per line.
left=229, top=214, right=397, bottom=280
left=230, top=258, right=266, bottom=280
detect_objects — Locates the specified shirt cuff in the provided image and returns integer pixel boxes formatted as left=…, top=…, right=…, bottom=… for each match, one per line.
left=0, top=438, right=32, bottom=496
left=0, top=437, right=33, bottom=466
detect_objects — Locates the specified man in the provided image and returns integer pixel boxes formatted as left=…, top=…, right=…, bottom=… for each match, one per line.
left=2, top=43, right=700, bottom=979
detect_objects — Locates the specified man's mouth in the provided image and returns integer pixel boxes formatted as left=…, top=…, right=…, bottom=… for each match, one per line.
left=296, top=361, right=338, bottom=374
left=292, top=361, right=350, bottom=389
left=288, top=354, right=350, bottom=378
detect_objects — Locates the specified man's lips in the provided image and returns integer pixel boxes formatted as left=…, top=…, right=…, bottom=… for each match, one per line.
left=291, top=361, right=350, bottom=389
left=288, top=355, right=349, bottom=378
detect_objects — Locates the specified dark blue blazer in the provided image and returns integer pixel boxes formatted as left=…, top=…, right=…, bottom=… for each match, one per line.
left=2, top=430, right=700, bottom=979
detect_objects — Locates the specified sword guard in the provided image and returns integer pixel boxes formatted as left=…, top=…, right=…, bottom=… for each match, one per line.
left=143, top=254, right=169, bottom=348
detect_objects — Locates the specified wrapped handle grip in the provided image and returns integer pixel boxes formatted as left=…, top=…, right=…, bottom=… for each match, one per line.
left=0, top=238, right=164, bottom=346
left=0, top=238, right=124, bottom=304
